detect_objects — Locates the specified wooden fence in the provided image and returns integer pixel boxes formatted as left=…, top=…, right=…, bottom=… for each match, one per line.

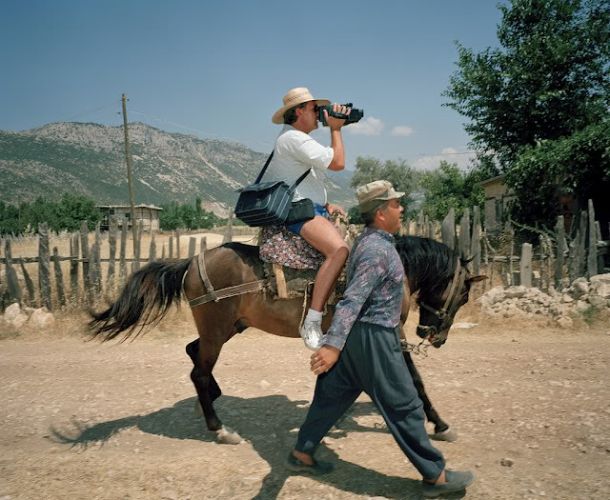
left=0, top=218, right=255, bottom=311
left=402, top=200, right=608, bottom=292
left=1, top=201, right=608, bottom=311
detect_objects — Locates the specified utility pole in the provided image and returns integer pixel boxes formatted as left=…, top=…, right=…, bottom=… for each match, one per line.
left=121, top=93, right=138, bottom=250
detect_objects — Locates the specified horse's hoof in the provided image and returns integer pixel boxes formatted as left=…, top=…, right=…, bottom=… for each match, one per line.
left=216, top=426, right=242, bottom=445
left=194, top=401, right=203, bottom=417
left=429, top=428, right=458, bottom=442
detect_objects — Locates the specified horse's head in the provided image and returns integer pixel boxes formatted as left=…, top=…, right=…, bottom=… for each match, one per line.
left=416, top=257, right=486, bottom=348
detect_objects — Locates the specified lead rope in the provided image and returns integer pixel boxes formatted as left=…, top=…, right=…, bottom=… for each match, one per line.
left=299, top=282, right=312, bottom=328
left=401, top=338, right=431, bottom=357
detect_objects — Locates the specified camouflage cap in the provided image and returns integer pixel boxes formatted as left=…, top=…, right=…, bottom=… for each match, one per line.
left=356, top=180, right=405, bottom=214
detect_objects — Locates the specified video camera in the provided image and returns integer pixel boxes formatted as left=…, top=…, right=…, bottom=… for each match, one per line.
left=317, top=103, right=364, bottom=126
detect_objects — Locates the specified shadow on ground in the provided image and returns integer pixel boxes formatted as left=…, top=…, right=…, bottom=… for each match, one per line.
left=49, top=395, right=459, bottom=499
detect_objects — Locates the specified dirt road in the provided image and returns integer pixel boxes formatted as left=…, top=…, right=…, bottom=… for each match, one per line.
left=1, top=312, right=609, bottom=499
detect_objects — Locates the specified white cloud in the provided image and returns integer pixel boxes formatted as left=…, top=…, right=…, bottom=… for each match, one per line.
left=346, top=116, right=384, bottom=136
left=391, top=125, right=414, bottom=137
left=412, top=148, right=476, bottom=171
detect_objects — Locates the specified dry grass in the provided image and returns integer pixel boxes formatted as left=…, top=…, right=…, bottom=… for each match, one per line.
left=1, top=228, right=259, bottom=310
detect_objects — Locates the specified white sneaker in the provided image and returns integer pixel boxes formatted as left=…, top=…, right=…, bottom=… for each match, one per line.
left=299, top=319, right=323, bottom=350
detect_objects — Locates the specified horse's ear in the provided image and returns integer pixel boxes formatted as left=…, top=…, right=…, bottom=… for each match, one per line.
left=467, top=275, right=487, bottom=283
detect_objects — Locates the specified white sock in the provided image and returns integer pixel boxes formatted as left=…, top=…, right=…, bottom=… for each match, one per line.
left=305, top=308, right=322, bottom=323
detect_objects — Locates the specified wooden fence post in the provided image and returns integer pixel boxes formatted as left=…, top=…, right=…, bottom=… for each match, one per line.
left=52, top=247, right=66, bottom=307
left=107, top=218, right=117, bottom=291
left=569, top=210, right=587, bottom=281
left=69, top=234, right=79, bottom=304
left=416, top=210, right=425, bottom=236
left=4, top=240, right=22, bottom=305
left=19, top=259, right=35, bottom=305
left=92, top=223, right=102, bottom=296
left=148, top=234, right=156, bottom=263
left=169, top=236, right=174, bottom=259
left=200, top=237, right=207, bottom=253
left=175, top=230, right=181, bottom=258
left=507, top=225, right=515, bottom=286
left=38, top=223, right=52, bottom=310
left=188, top=237, right=197, bottom=257
left=441, top=208, right=455, bottom=250
left=119, top=223, right=127, bottom=284
left=587, top=199, right=598, bottom=277
left=554, top=216, right=565, bottom=289
left=132, top=222, right=142, bottom=272
left=458, top=208, right=470, bottom=260
left=223, top=211, right=233, bottom=244
left=80, top=221, right=92, bottom=304
left=471, top=206, right=481, bottom=275
left=520, top=243, right=533, bottom=287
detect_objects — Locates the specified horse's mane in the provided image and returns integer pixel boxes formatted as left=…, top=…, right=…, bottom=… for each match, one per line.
left=394, top=235, right=457, bottom=297
left=222, top=241, right=260, bottom=258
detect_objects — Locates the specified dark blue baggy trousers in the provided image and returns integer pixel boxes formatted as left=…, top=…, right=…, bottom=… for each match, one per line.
left=295, top=321, right=446, bottom=480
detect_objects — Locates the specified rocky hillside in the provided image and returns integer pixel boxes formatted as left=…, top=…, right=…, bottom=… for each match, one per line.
left=0, top=122, right=354, bottom=216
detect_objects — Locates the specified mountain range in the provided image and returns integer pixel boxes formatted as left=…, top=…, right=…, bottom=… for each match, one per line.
left=0, top=122, right=355, bottom=216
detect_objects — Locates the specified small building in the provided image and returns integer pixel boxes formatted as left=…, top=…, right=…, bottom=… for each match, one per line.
left=480, top=175, right=515, bottom=232
left=97, top=204, right=162, bottom=232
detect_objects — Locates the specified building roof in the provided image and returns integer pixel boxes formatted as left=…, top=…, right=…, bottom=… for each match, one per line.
left=479, top=174, right=506, bottom=187
left=97, top=203, right=163, bottom=211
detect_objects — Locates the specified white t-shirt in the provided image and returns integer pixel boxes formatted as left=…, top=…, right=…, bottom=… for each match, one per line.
left=260, top=125, right=334, bottom=206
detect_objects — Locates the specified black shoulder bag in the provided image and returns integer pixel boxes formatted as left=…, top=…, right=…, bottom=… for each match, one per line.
left=234, top=151, right=315, bottom=227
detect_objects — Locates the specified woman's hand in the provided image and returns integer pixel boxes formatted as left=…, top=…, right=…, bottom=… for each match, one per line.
left=325, top=203, right=346, bottom=217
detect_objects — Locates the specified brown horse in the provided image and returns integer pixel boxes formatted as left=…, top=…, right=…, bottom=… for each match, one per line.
left=89, top=235, right=485, bottom=444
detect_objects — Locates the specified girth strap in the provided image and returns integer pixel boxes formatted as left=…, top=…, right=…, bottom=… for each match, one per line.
left=196, top=251, right=217, bottom=301
left=188, top=280, right=266, bottom=308
left=188, top=251, right=267, bottom=308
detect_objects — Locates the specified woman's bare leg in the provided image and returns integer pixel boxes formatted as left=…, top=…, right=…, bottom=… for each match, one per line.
left=298, top=216, right=349, bottom=349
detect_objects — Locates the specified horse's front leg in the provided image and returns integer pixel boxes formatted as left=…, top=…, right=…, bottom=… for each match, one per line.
left=185, top=338, right=242, bottom=444
left=402, top=351, right=457, bottom=442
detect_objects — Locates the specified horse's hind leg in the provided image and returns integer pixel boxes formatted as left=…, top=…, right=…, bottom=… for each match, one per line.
left=186, top=339, right=221, bottom=402
left=186, top=312, right=243, bottom=445
left=403, top=352, right=457, bottom=442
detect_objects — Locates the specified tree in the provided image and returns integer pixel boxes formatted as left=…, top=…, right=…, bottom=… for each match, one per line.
left=506, top=119, right=610, bottom=235
left=420, top=161, right=485, bottom=221
left=445, top=0, right=610, bottom=168
left=55, top=194, right=101, bottom=231
left=348, top=156, right=421, bottom=221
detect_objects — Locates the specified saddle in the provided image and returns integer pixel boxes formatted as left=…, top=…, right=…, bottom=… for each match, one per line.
left=259, top=224, right=345, bottom=302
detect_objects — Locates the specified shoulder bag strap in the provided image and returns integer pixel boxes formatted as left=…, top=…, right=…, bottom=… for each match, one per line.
left=253, top=150, right=312, bottom=190
left=253, top=151, right=275, bottom=184
left=288, top=168, right=312, bottom=191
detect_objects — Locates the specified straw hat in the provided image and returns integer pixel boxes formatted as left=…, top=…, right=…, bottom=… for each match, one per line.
left=272, top=87, right=330, bottom=124
left=356, top=180, right=405, bottom=214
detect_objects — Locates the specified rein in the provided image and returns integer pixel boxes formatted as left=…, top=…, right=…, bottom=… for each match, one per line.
left=417, top=257, right=467, bottom=342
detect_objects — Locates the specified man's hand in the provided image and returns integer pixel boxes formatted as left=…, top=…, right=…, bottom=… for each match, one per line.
left=325, top=203, right=346, bottom=217
left=325, top=103, right=351, bottom=131
left=310, top=345, right=340, bottom=375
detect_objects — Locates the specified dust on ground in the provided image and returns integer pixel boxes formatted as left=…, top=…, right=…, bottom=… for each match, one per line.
left=1, top=309, right=609, bottom=500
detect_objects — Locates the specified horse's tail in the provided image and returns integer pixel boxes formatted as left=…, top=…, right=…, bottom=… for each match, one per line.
left=89, top=258, right=192, bottom=341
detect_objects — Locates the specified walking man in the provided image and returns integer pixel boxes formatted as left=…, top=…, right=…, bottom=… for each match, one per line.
left=287, top=180, right=475, bottom=498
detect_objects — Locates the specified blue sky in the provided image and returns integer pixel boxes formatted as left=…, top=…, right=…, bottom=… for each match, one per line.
left=1, top=0, right=506, bottom=170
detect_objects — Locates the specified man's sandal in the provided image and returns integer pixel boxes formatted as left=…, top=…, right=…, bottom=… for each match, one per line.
left=285, top=452, right=334, bottom=476
left=422, top=469, right=475, bottom=498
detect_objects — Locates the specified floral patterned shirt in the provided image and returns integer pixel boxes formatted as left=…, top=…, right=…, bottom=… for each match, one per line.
left=322, top=227, right=405, bottom=351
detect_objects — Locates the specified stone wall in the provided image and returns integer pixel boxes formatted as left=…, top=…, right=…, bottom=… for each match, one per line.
left=479, top=273, right=610, bottom=328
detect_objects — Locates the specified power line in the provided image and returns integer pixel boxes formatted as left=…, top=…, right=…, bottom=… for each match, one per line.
left=61, top=101, right=119, bottom=122
left=129, top=109, right=275, bottom=150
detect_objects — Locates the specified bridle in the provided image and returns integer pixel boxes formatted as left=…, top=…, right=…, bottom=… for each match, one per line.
left=417, top=257, right=467, bottom=344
